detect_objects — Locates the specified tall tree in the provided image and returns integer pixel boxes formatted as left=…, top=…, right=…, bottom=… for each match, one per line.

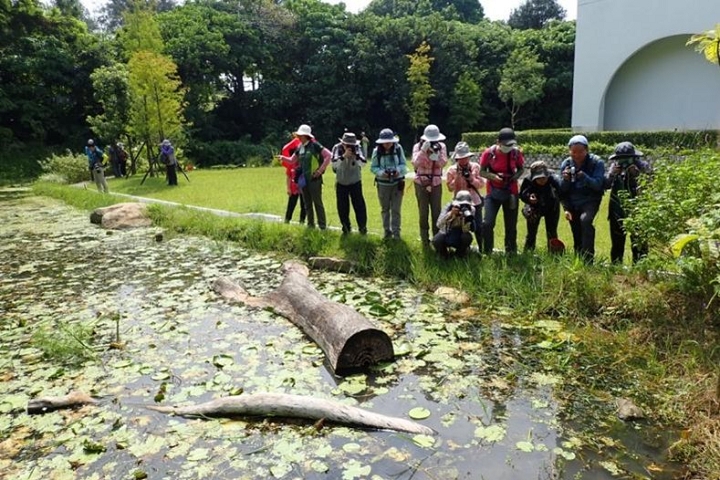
left=367, top=0, right=483, bottom=23
left=100, top=0, right=176, bottom=31
left=508, top=0, right=565, bottom=30
left=448, top=70, right=483, bottom=134
left=406, top=41, right=435, bottom=137
left=87, top=63, right=131, bottom=144
left=497, top=46, right=546, bottom=128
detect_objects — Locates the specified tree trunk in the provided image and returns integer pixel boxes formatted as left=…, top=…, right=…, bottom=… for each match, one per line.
left=212, top=262, right=394, bottom=375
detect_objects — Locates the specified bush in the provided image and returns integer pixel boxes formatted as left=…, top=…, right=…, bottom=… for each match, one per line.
left=38, top=150, right=89, bottom=184
left=187, top=137, right=274, bottom=167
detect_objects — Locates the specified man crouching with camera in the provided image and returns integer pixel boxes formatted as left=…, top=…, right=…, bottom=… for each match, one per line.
left=432, top=190, right=475, bottom=259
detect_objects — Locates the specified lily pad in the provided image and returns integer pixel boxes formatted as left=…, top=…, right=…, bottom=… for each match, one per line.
left=408, top=407, right=431, bottom=420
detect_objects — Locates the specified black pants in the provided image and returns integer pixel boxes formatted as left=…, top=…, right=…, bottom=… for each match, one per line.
left=567, top=201, right=600, bottom=263
left=336, top=181, right=367, bottom=233
left=524, top=206, right=560, bottom=251
left=609, top=212, right=647, bottom=264
left=166, top=164, right=178, bottom=185
left=433, top=229, right=472, bottom=258
left=285, top=194, right=306, bottom=223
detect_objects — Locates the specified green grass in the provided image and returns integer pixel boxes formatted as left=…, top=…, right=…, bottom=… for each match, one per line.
left=105, top=166, right=622, bottom=262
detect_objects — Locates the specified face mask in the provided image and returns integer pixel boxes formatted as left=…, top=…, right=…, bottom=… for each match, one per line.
left=499, top=145, right=514, bottom=154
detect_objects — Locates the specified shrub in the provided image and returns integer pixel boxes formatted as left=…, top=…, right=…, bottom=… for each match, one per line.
left=187, top=137, right=274, bottom=167
left=38, top=150, right=89, bottom=184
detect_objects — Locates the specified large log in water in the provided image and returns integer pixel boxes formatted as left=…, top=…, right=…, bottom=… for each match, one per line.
left=147, top=393, right=434, bottom=435
left=212, top=262, right=394, bottom=375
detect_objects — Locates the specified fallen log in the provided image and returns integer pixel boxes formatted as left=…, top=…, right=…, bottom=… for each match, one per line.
left=27, top=391, right=97, bottom=415
left=147, top=393, right=434, bottom=435
left=213, top=262, right=394, bottom=375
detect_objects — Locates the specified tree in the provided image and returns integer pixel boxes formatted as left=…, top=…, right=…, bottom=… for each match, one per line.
left=508, top=0, right=565, bottom=30
left=497, top=47, right=546, bottom=129
left=687, top=24, right=720, bottom=69
left=366, top=0, right=483, bottom=23
left=448, top=71, right=483, bottom=134
left=406, top=41, right=435, bottom=137
left=100, top=0, right=176, bottom=31
left=87, top=63, right=131, bottom=144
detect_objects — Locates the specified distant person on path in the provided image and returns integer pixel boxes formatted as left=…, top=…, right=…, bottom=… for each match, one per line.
left=412, top=124, right=448, bottom=245
left=107, top=143, right=122, bottom=178
left=370, top=128, right=407, bottom=239
left=519, top=161, right=562, bottom=252
left=446, top=141, right=485, bottom=251
left=331, top=132, right=368, bottom=235
left=116, top=142, right=129, bottom=177
left=558, top=135, right=605, bottom=263
left=278, top=124, right=332, bottom=229
left=280, top=136, right=306, bottom=224
left=159, top=139, right=178, bottom=186
left=360, top=132, right=370, bottom=159
left=433, top=190, right=476, bottom=258
left=85, top=139, right=109, bottom=193
left=604, top=141, right=652, bottom=264
left=479, top=128, right=525, bottom=254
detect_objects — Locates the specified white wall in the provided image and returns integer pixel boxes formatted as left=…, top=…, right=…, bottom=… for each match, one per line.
left=572, top=0, right=720, bottom=131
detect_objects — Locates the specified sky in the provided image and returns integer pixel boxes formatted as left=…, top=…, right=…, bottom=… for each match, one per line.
left=80, top=0, right=578, bottom=21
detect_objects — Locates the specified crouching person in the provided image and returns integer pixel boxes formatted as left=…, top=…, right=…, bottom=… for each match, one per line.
left=433, top=190, right=475, bottom=259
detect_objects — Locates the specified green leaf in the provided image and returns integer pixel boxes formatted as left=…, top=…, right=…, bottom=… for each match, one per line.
left=516, top=441, right=534, bottom=452
left=408, top=407, right=431, bottom=420
left=671, top=234, right=700, bottom=258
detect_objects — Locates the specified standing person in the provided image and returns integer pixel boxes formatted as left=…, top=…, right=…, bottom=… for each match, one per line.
left=280, top=136, right=306, bottom=224
left=370, top=128, right=407, bottom=239
left=278, top=124, right=332, bottom=230
left=558, top=135, right=606, bottom=263
left=159, top=139, right=178, bottom=186
left=116, top=142, right=129, bottom=177
left=107, top=143, right=122, bottom=178
left=84, top=139, right=102, bottom=182
left=331, top=132, right=368, bottom=235
left=519, top=161, right=562, bottom=252
left=85, top=139, right=109, bottom=193
left=604, top=141, right=652, bottom=264
left=412, top=124, right=448, bottom=245
left=360, top=132, right=370, bottom=159
left=433, top=190, right=476, bottom=258
left=479, top=127, right=525, bottom=254
left=446, top=141, right=485, bottom=251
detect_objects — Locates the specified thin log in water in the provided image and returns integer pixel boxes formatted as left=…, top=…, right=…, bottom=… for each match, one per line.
left=27, top=391, right=97, bottom=414
left=147, top=393, right=434, bottom=435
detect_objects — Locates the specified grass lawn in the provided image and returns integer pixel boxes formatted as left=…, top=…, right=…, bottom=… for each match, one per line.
left=107, top=166, right=622, bottom=261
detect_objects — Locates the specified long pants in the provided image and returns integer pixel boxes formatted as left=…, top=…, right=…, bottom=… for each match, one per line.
left=473, top=203, right=483, bottom=252
left=414, top=183, right=443, bottom=242
left=92, top=168, right=109, bottom=193
left=433, top=229, right=472, bottom=257
left=285, top=194, right=306, bottom=223
left=524, top=206, right=560, bottom=251
left=111, top=160, right=123, bottom=178
left=166, top=164, right=178, bottom=185
left=302, top=178, right=326, bottom=229
left=336, top=181, right=367, bottom=233
left=483, top=193, right=518, bottom=254
left=377, top=183, right=403, bottom=238
left=567, top=201, right=600, bottom=263
left=609, top=212, right=647, bottom=264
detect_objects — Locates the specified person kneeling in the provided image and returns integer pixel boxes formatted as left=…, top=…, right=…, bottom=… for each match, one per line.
left=433, top=190, right=475, bottom=258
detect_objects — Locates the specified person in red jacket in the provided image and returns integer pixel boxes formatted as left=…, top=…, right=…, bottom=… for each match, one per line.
left=281, top=136, right=306, bottom=224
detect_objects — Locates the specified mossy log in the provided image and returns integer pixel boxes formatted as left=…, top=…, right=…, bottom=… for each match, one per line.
left=27, top=391, right=97, bottom=414
left=212, top=262, right=393, bottom=375
left=148, top=393, right=434, bottom=435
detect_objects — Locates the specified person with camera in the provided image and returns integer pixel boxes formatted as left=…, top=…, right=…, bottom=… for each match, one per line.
left=278, top=124, right=332, bottom=230
left=519, top=161, right=562, bottom=252
left=479, top=127, right=525, bottom=255
left=558, top=135, right=606, bottom=263
left=331, top=132, right=368, bottom=235
left=280, top=135, right=306, bottom=224
left=84, top=139, right=109, bottom=193
left=412, top=124, right=448, bottom=245
left=370, top=128, right=407, bottom=239
left=604, top=141, right=651, bottom=264
left=159, top=139, right=178, bottom=186
left=433, top=190, right=476, bottom=258
left=446, top=142, right=485, bottom=251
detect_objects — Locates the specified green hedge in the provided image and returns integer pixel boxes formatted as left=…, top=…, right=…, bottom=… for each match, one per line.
left=462, top=129, right=718, bottom=151
left=187, top=137, right=274, bottom=168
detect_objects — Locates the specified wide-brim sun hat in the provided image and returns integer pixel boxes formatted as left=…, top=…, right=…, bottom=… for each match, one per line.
left=452, top=141, right=474, bottom=160
left=294, top=124, right=314, bottom=138
left=452, top=190, right=473, bottom=206
left=161, top=139, right=171, bottom=146
left=421, top=124, right=446, bottom=142
left=498, top=127, right=517, bottom=146
left=339, top=132, right=359, bottom=145
left=376, top=128, right=398, bottom=144
left=609, top=141, right=643, bottom=160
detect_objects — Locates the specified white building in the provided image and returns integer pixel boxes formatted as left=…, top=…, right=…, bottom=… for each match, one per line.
left=571, top=0, right=720, bottom=132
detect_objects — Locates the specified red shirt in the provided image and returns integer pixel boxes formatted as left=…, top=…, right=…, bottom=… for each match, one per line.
left=479, top=146, right=525, bottom=195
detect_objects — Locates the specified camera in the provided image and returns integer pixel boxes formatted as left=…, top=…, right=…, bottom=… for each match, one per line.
left=569, top=166, right=577, bottom=183
left=341, top=144, right=359, bottom=157
left=430, top=142, right=442, bottom=153
left=461, top=167, right=471, bottom=180
left=385, top=168, right=397, bottom=177
left=459, top=204, right=473, bottom=222
left=617, top=158, right=634, bottom=169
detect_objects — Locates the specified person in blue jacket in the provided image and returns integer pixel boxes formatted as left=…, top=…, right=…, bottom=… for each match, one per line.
left=558, top=135, right=605, bottom=263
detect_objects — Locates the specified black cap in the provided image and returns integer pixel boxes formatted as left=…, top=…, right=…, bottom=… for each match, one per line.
left=498, top=128, right=517, bottom=146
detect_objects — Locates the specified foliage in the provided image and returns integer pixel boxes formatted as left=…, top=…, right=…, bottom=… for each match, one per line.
left=32, top=320, right=97, bottom=364
left=448, top=71, right=483, bottom=135
left=687, top=24, right=720, bottom=67
left=405, top=41, right=435, bottom=134
left=187, top=138, right=273, bottom=167
left=366, top=0, right=484, bottom=23
left=508, top=0, right=566, bottom=30
left=38, top=150, right=91, bottom=184
left=100, top=0, right=177, bottom=31
left=118, top=4, right=165, bottom=56
left=87, top=63, right=132, bottom=145
left=497, top=46, right=546, bottom=128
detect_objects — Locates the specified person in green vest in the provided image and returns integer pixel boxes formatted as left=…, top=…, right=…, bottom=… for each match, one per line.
left=278, top=124, right=332, bottom=229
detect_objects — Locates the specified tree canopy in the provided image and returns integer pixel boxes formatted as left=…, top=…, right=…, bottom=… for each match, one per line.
left=508, top=0, right=566, bottom=30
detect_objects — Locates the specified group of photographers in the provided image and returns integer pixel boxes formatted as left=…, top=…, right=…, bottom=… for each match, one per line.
left=278, top=123, right=651, bottom=264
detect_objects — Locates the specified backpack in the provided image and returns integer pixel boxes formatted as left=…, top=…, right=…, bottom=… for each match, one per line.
left=487, top=145, right=521, bottom=176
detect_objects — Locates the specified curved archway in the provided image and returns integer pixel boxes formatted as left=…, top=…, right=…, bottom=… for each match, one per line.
left=602, top=34, right=720, bottom=131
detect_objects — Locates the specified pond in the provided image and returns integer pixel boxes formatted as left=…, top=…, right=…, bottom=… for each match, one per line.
left=0, top=191, right=683, bottom=479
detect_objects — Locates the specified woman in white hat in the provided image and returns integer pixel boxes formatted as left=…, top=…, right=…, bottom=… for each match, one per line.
left=278, top=124, right=332, bottom=229
left=412, top=124, right=448, bottom=244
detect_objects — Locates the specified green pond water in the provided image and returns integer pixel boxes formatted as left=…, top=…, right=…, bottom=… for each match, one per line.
left=0, top=191, right=682, bottom=479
